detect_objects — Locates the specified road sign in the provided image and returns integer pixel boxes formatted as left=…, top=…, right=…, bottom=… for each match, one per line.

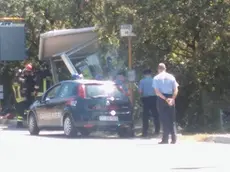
left=0, top=19, right=26, bottom=61
left=0, top=85, right=3, bottom=99
left=127, top=70, right=136, bottom=82
left=120, top=24, right=132, bottom=37
left=0, top=22, right=24, bottom=27
left=0, top=93, right=3, bottom=99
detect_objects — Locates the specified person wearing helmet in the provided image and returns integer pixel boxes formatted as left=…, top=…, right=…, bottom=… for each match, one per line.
left=72, top=73, right=84, bottom=80
left=12, top=68, right=27, bottom=128
left=34, top=63, right=53, bottom=97
left=25, top=63, right=32, bottom=71
left=22, top=63, right=36, bottom=109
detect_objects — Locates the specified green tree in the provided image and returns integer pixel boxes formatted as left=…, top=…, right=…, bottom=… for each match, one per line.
left=90, top=0, right=230, bottom=130
left=1, top=0, right=230, bottom=131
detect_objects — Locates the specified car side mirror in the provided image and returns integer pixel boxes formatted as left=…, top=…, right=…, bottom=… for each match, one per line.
left=41, top=97, right=50, bottom=104
left=45, top=97, right=50, bottom=103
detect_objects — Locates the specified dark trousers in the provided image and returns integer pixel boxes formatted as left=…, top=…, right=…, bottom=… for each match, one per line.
left=25, top=94, right=34, bottom=109
left=15, top=101, right=26, bottom=120
left=157, top=95, right=176, bottom=142
left=142, top=96, right=160, bottom=135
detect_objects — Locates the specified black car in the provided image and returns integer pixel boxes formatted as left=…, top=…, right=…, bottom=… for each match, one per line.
left=27, top=80, right=134, bottom=137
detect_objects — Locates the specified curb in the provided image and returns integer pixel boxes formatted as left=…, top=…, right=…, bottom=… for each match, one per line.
left=0, top=119, right=27, bottom=129
left=209, top=135, right=230, bottom=144
left=0, top=118, right=17, bottom=125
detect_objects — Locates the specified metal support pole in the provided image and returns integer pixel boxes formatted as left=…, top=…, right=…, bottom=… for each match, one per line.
left=128, top=36, right=133, bottom=105
left=49, top=59, right=59, bottom=84
left=219, top=109, right=225, bottom=132
left=128, top=37, right=132, bottom=69
left=61, top=53, right=78, bottom=75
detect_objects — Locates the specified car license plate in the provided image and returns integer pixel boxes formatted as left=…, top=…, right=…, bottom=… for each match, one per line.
left=99, top=116, right=118, bottom=121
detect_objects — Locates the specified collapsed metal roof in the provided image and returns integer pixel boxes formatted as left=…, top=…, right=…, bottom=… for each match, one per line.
left=38, top=26, right=99, bottom=60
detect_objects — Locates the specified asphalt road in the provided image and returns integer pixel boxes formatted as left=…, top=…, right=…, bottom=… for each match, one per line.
left=0, top=130, right=230, bottom=172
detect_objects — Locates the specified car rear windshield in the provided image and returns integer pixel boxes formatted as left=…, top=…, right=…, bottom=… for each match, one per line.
left=85, top=84, right=125, bottom=98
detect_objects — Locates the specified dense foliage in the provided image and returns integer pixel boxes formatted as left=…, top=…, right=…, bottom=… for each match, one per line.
left=0, top=0, right=230, bottom=131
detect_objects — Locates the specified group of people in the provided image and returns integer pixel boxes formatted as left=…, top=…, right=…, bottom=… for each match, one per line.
left=11, top=61, right=178, bottom=143
left=93, top=63, right=179, bottom=144
left=12, top=63, right=52, bottom=127
left=139, top=63, right=179, bottom=144
left=92, top=65, right=178, bottom=144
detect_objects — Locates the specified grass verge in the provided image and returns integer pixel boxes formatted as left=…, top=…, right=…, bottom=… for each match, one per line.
left=179, top=134, right=213, bottom=142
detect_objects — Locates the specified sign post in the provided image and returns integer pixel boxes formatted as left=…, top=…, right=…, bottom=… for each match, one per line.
left=120, top=24, right=136, bottom=104
left=0, top=85, right=3, bottom=98
left=0, top=85, right=3, bottom=111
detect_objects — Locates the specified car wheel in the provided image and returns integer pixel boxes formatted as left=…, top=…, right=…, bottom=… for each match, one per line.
left=28, top=113, right=40, bottom=135
left=80, top=129, right=91, bottom=137
left=63, top=115, right=76, bottom=137
left=118, top=127, right=134, bottom=138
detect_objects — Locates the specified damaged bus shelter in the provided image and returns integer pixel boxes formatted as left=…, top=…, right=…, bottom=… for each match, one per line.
left=38, top=26, right=103, bottom=84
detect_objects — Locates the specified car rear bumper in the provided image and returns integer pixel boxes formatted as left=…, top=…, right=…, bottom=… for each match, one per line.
left=73, top=121, right=133, bottom=131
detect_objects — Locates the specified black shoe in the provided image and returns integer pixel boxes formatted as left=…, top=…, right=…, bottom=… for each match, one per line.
left=141, top=134, right=148, bottom=138
left=170, top=140, right=176, bottom=144
left=153, top=132, right=160, bottom=136
left=16, top=122, right=23, bottom=128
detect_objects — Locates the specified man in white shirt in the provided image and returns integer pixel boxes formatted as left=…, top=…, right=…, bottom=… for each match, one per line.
left=152, top=63, right=179, bottom=144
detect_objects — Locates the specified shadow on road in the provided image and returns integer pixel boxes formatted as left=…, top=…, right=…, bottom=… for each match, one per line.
left=171, top=167, right=215, bottom=170
left=32, top=133, right=155, bottom=140
left=27, top=132, right=161, bottom=140
left=1, top=126, right=161, bottom=140
left=0, top=127, right=27, bottom=132
left=37, top=134, right=122, bottom=140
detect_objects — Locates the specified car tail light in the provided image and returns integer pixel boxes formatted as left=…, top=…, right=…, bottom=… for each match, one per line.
left=78, top=84, right=86, bottom=98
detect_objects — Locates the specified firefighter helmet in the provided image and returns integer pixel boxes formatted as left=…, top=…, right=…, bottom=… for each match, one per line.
left=25, top=63, right=33, bottom=71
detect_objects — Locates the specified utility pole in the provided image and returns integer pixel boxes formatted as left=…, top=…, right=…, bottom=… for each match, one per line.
left=128, top=36, right=133, bottom=104
left=128, top=36, right=132, bottom=70
left=120, top=24, right=136, bottom=105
